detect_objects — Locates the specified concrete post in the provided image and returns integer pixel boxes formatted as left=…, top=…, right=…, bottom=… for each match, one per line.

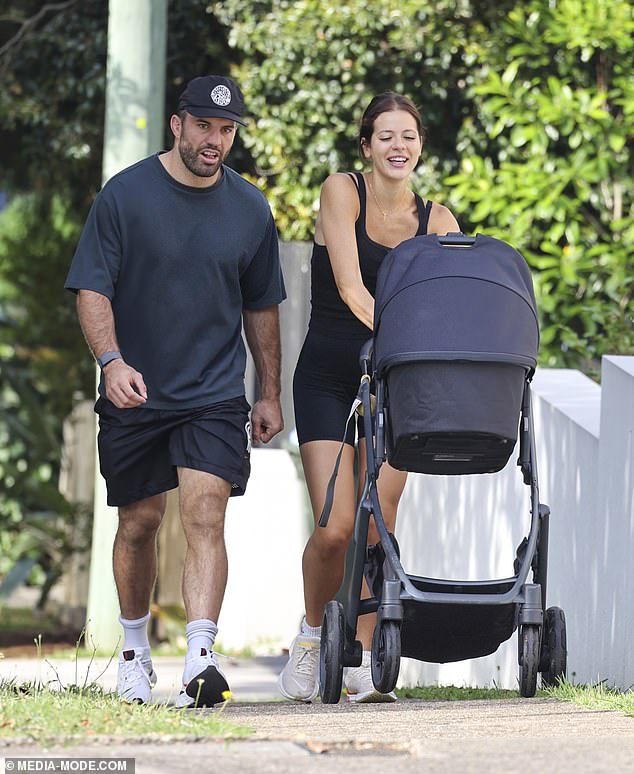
left=85, top=0, right=167, bottom=653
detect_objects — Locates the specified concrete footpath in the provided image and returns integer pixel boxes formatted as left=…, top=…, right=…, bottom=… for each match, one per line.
left=1, top=655, right=634, bottom=773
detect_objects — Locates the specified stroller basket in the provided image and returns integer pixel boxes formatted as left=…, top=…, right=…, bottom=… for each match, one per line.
left=374, top=234, right=539, bottom=475
left=386, top=360, right=525, bottom=473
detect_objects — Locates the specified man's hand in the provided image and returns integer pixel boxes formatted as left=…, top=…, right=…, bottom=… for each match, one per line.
left=103, top=359, right=147, bottom=408
left=251, top=397, right=283, bottom=444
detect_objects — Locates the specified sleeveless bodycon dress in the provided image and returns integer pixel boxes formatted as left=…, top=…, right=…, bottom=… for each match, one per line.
left=293, top=172, right=432, bottom=446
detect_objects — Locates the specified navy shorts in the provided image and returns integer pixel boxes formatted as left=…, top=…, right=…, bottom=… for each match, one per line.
left=95, top=396, right=252, bottom=507
left=293, top=327, right=368, bottom=446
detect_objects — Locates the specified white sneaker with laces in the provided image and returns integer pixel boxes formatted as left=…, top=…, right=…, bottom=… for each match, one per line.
left=278, top=634, right=320, bottom=702
left=117, top=647, right=157, bottom=704
left=344, top=650, right=397, bottom=703
left=175, top=648, right=232, bottom=708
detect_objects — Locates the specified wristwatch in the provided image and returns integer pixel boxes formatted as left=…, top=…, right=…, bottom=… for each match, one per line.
left=97, top=350, right=122, bottom=370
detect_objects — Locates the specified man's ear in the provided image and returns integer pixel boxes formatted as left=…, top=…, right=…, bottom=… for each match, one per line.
left=170, top=113, right=182, bottom=139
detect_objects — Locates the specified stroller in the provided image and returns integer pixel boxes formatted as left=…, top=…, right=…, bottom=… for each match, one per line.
left=318, top=232, right=567, bottom=700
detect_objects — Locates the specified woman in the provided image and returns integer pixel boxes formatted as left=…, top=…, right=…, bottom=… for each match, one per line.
left=279, top=92, right=460, bottom=703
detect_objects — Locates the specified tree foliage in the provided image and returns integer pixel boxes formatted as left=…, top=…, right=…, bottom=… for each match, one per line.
left=0, top=195, right=92, bottom=605
left=0, top=0, right=632, bottom=601
left=214, top=0, right=481, bottom=238
left=445, top=0, right=634, bottom=371
left=0, top=0, right=238, bottom=603
left=215, top=0, right=633, bottom=370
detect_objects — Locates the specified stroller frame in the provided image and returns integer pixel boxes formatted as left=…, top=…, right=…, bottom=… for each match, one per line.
left=318, top=339, right=566, bottom=702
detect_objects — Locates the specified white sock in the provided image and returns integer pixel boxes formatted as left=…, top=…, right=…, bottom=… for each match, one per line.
left=301, top=617, right=322, bottom=638
left=186, top=618, right=218, bottom=658
left=119, top=612, right=151, bottom=653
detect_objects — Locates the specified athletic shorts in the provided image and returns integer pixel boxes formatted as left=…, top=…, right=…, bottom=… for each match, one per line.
left=293, top=327, right=368, bottom=446
left=95, top=395, right=252, bottom=507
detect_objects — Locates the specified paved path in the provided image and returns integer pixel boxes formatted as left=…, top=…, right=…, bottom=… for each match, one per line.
left=2, top=655, right=633, bottom=773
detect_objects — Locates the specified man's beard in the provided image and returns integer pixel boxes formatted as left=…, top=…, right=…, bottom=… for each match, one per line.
left=178, top=138, right=223, bottom=178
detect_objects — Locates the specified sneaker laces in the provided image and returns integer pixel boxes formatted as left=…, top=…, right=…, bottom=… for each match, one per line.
left=293, top=643, right=320, bottom=677
left=120, top=653, right=153, bottom=681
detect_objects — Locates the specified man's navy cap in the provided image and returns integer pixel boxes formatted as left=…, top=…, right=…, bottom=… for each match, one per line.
left=178, top=75, right=247, bottom=125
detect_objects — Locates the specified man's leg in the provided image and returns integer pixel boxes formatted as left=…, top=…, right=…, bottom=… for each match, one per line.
left=114, top=493, right=167, bottom=618
left=178, top=467, right=231, bottom=620
left=113, top=493, right=166, bottom=703
left=175, top=466, right=233, bottom=708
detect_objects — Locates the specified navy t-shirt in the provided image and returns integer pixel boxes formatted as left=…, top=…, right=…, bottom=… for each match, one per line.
left=65, top=154, right=286, bottom=409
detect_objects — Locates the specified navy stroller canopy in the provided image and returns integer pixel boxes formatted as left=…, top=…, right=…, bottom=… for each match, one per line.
left=374, top=234, right=539, bottom=376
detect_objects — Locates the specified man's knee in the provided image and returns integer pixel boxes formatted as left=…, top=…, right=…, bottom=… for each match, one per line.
left=118, top=494, right=165, bottom=543
left=179, top=469, right=230, bottom=537
left=181, top=495, right=227, bottom=538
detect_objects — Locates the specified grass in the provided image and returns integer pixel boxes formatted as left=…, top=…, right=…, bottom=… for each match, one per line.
left=397, top=684, right=522, bottom=700
left=1, top=677, right=633, bottom=744
left=0, top=681, right=251, bottom=743
left=399, top=680, right=634, bottom=718
left=0, top=631, right=250, bottom=743
left=544, top=680, right=634, bottom=717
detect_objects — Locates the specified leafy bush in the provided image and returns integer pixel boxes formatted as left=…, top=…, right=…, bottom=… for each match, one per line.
left=0, top=196, right=93, bottom=606
left=444, top=1, right=634, bottom=371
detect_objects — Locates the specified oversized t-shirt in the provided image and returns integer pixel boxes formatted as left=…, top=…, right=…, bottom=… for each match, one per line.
left=65, top=154, right=286, bottom=409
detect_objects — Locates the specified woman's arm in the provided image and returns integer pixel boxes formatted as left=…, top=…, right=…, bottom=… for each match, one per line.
left=317, top=173, right=375, bottom=330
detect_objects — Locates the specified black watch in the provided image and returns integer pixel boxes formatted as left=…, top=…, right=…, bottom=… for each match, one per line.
left=97, top=350, right=122, bottom=370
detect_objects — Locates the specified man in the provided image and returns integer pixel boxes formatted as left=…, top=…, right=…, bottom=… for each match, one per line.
left=65, top=75, right=286, bottom=707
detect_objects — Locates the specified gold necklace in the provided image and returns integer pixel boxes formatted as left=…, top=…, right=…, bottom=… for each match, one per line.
left=367, top=176, right=409, bottom=221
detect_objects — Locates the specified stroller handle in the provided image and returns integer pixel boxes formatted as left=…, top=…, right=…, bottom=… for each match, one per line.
left=437, top=232, right=477, bottom=247
left=359, top=338, right=374, bottom=373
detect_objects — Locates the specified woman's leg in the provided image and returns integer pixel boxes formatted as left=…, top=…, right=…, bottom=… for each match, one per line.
left=300, top=439, right=357, bottom=627
left=278, top=438, right=356, bottom=701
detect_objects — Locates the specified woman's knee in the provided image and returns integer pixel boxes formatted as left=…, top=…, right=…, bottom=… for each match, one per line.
left=307, top=523, right=352, bottom=560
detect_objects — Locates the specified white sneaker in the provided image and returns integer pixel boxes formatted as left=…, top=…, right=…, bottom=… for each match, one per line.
left=117, top=647, right=157, bottom=704
left=344, top=651, right=397, bottom=703
left=175, top=648, right=232, bottom=708
left=278, top=634, right=320, bottom=702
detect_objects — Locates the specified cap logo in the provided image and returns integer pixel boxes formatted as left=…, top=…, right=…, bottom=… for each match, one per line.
left=210, top=85, right=231, bottom=106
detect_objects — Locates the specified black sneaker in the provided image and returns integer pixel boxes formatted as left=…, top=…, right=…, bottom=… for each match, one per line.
left=175, top=648, right=232, bottom=708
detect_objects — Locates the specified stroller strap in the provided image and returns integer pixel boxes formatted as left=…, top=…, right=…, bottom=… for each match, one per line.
left=318, top=375, right=371, bottom=528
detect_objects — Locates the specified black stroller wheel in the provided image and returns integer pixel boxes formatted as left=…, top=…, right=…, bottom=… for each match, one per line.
left=320, top=600, right=344, bottom=704
left=519, top=624, right=540, bottom=697
left=540, top=606, right=567, bottom=687
left=371, top=621, right=401, bottom=694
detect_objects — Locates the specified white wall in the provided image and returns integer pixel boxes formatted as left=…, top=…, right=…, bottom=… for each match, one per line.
left=397, top=356, right=634, bottom=690
left=217, top=448, right=310, bottom=653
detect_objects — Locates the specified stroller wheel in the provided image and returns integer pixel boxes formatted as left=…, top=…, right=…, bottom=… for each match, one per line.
left=371, top=621, right=401, bottom=694
left=518, top=624, right=540, bottom=698
left=320, top=600, right=344, bottom=704
left=540, top=606, right=567, bottom=687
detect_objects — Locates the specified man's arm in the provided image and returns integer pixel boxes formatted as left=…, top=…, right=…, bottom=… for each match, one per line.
left=77, top=289, right=147, bottom=408
left=243, top=305, right=284, bottom=444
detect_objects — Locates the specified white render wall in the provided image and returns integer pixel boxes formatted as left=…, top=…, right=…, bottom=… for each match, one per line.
left=217, top=448, right=310, bottom=653
left=396, top=356, right=634, bottom=690
left=51, top=351, right=633, bottom=685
